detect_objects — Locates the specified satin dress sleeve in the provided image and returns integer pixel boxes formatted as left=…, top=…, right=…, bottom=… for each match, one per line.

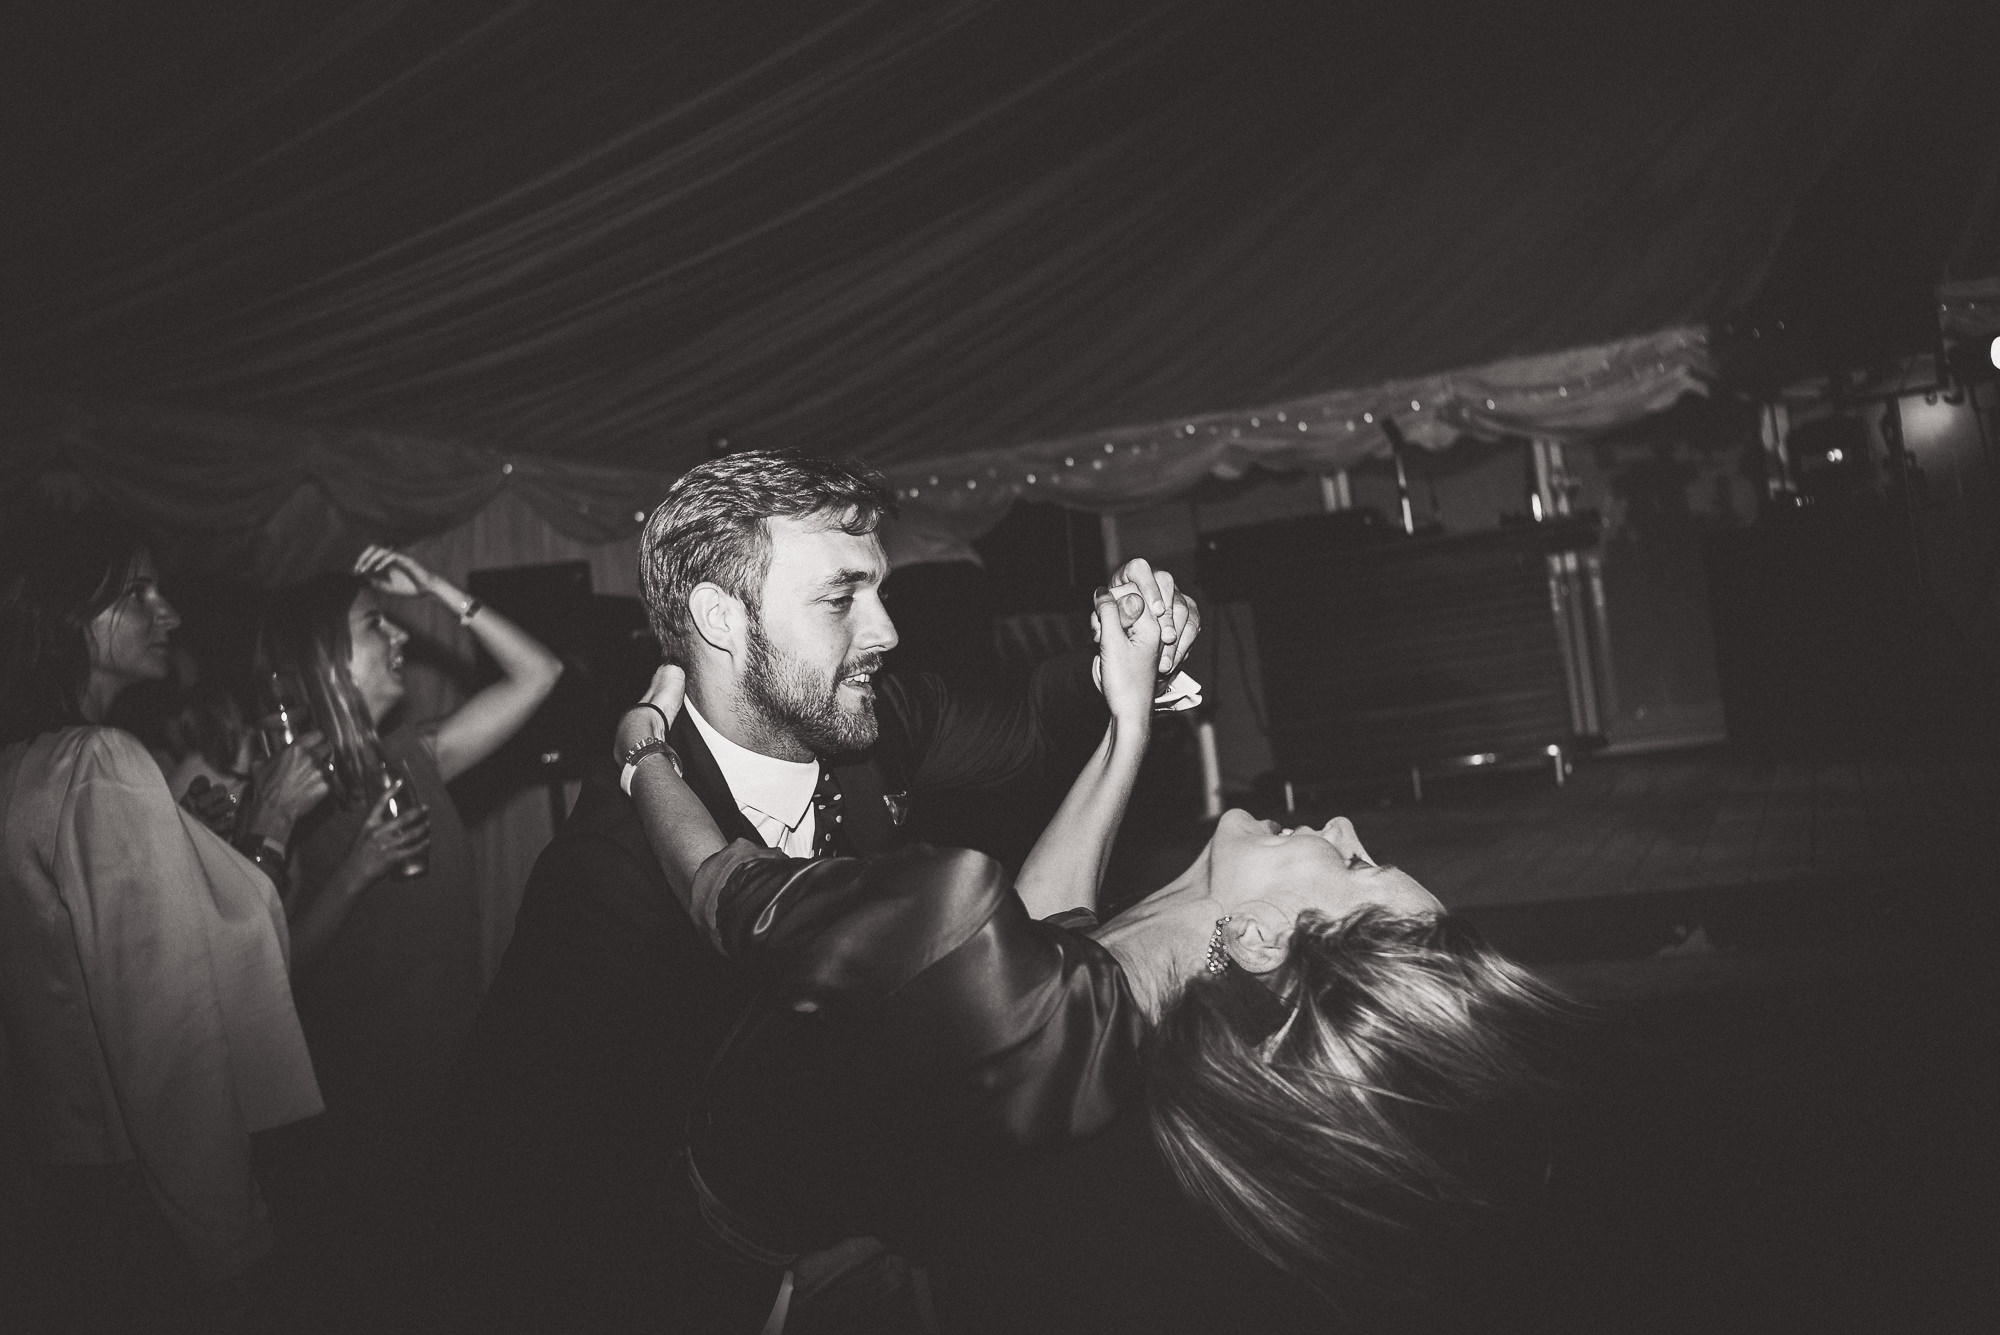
left=686, top=840, right=1147, bottom=1254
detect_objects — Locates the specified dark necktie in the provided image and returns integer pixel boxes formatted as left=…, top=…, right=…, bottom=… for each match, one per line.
left=811, top=766, right=843, bottom=858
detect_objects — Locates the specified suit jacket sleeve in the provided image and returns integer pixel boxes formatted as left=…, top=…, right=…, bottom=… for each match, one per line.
left=876, top=649, right=1107, bottom=795
left=695, top=841, right=1144, bottom=1149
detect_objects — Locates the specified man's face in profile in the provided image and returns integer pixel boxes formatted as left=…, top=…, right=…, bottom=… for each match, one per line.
left=741, top=511, right=899, bottom=755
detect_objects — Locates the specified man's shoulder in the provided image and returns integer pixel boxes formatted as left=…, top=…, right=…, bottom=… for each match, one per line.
left=517, top=765, right=663, bottom=919
left=557, top=760, right=641, bottom=841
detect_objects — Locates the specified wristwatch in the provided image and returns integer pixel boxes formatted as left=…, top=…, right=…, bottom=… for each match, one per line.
left=619, top=735, right=683, bottom=795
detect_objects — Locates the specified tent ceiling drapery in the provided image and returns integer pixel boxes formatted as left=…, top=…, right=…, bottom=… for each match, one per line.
left=3, top=0, right=1993, bottom=573
left=880, top=326, right=1711, bottom=537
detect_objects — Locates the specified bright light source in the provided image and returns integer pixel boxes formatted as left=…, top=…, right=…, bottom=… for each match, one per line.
left=1990, top=335, right=2000, bottom=371
left=1545, top=744, right=1562, bottom=756
left=1825, top=447, right=1844, bottom=463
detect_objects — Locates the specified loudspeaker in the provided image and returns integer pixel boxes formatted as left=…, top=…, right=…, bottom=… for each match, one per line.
left=1212, top=516, right=1605, bottom=787
left=464, top=563, right=660, bottom=789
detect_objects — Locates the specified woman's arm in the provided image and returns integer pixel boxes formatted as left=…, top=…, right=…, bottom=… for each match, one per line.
left=355, top=546, right=564, bottom=783
left=612, top=664, right=727, bottom=911
left=1012, top=587, right=1161, bottom=920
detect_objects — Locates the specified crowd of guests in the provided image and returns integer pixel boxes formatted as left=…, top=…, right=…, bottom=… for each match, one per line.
left=2, top=452, right=1573, bottom=1334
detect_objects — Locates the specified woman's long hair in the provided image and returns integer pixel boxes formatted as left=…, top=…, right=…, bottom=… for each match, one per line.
left=1146, top=908, right=1573, bottom=1324
left=254, top=573, right=387, bottom=805
left=0, top=511, right=149, bottom=746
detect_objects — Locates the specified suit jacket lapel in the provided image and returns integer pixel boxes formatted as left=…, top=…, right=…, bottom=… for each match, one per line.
left=663, top=711, right=912, bottom=858
left=669, top=712, right=766, bottom=848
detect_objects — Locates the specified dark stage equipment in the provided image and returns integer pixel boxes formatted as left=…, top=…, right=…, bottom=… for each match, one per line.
left=1199, top=512, right=1611, bottom=793
left=1705, top=500, right=1933, bottom=757
left=464, top=562, right=658, bottom=809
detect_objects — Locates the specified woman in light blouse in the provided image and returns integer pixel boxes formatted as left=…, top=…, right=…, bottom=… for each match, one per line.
left=0, top=511, right=327, bottom=1328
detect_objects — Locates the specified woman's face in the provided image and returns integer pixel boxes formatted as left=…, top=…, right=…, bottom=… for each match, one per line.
left=1204, top=808, right=1440, bottom=926
left=85, top=555, right=180, bottom=691
left=346, top=588, right=409, bottom=725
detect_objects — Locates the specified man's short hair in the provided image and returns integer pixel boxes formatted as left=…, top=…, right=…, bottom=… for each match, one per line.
left=639, top=451, right=896, bottom=662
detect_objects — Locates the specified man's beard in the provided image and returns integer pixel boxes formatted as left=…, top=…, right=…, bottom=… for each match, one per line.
left=741, top=616, right=880, bottom=756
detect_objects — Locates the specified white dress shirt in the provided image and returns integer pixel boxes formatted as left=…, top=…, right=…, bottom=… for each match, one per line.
left=684, top=700, right=822, bottom=857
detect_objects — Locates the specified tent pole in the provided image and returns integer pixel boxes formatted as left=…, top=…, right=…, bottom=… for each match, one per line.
left=1319, top=470, right=1352, bottom=512
left=1099, top=512, right=1122, bottom=577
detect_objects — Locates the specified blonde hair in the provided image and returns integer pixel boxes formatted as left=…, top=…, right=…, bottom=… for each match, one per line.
left=254, top=573, right=390, bottom=806
left=1147, top=908, right=1570, bottom=1321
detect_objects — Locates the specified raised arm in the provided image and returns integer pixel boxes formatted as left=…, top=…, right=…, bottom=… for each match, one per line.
left=1012, top=586, right=1160, bottom=920
left=354, top=545, right=564, bottom=783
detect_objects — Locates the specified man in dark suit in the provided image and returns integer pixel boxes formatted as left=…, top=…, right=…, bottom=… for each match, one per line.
left=446, top=451, right=1198, bottom=1330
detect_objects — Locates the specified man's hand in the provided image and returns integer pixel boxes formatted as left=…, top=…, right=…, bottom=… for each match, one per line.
left=1107, top=557, right=1201, bottom=678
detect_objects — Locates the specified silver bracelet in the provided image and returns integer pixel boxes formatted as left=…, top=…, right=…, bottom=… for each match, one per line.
left=619, top=736, right=683, bottom=795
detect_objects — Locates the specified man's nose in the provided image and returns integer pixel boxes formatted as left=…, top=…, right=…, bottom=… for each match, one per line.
left=861, top=596, right=898, bottom=654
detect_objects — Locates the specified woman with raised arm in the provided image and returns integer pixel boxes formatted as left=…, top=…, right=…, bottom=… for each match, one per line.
left=614, top=588, right=1570, bottom=1331
left=0, top=512, right=327, bottom=1330
left=254, top=544, right=561, bottom=1309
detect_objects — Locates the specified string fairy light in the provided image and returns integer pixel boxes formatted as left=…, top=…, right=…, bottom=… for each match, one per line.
left=878, top=331, right=1706, bottom=507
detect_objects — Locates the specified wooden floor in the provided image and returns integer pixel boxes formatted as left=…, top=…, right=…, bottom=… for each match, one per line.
left=1328, top=748, right=1997, bottom=908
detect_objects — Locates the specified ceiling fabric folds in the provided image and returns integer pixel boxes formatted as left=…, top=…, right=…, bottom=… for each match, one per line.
left=0, top=0, right=1966, bottom=571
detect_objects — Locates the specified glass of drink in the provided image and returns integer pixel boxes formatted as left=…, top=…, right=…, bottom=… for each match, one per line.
left=254, top=670, right=313, bottom=760
left=375, top=761, right=431, bottom=880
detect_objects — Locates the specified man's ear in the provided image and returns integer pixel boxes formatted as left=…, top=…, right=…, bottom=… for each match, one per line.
left=1226, top=903, right=1294, bottom=976
left=686, top=583, right=748, bottom=659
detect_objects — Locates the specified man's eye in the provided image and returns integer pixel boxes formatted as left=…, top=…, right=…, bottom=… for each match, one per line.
left=826, top=597, right=854, bottom=611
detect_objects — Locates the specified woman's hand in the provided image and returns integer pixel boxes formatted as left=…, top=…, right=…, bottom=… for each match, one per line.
left=179, top=774, right=240, bottom=838
left=1108, top=556, right=1201, bottom=678
left=1093, top=584, right=1163, bottom=725
left=614, top=663, right=686, bottom=760
left=238, top=731, right=332, bottom=849
left=353, top=545, right=439, bottom=600
left=289, top=782, right=430, bottom=966
left=339, top=787, right=432, bottom=887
